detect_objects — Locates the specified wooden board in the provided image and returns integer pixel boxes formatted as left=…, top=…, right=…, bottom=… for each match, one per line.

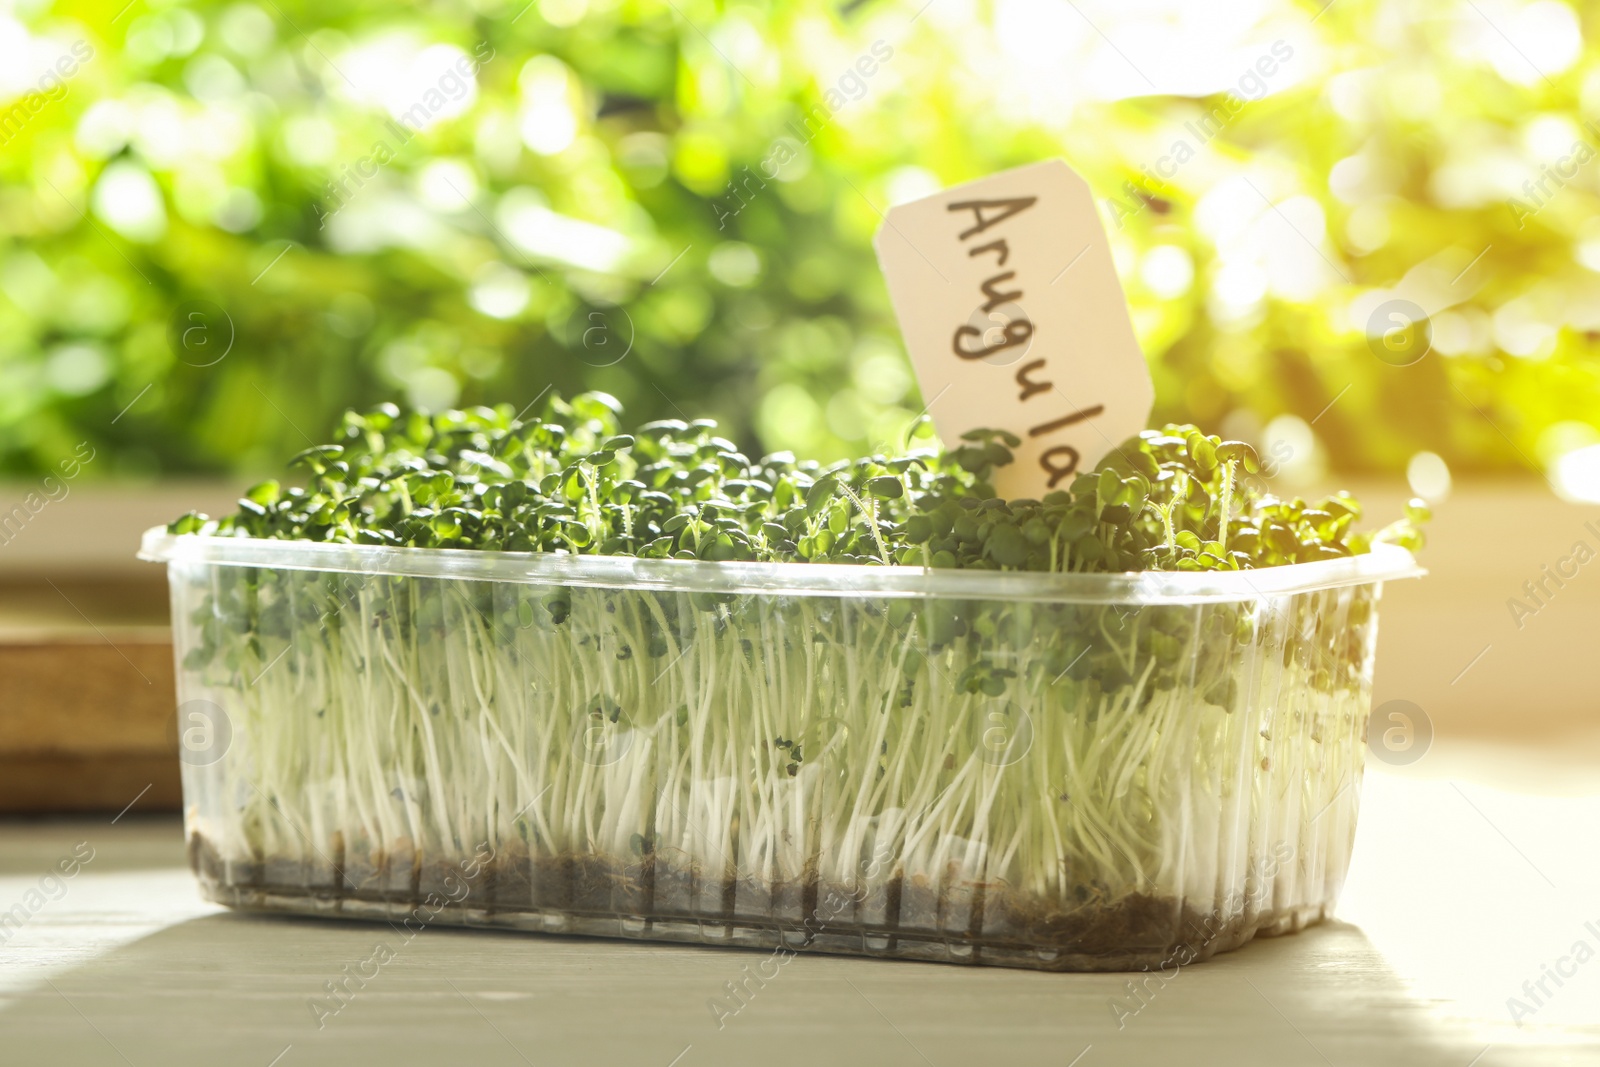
left=0, top=579, right=180, bottom=813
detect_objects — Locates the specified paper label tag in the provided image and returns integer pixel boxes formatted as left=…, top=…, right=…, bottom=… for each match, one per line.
left=873, top=159, right=1153, bottom=500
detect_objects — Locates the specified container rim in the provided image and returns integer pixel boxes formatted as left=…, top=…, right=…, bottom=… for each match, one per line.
left=139, top=527, right=1423, bottom=604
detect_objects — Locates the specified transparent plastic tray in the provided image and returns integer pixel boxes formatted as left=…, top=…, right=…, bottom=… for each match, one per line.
left=141, top=528, right=1420, bottom=971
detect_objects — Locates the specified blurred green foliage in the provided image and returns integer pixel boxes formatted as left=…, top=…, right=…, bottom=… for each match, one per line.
left=1, top=0, right=1597, bottom=481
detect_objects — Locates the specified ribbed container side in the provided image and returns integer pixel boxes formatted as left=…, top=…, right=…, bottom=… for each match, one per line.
left=151, top=533, right=1416, bottom=971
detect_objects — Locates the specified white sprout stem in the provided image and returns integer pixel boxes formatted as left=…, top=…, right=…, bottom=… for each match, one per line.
left=1219, top=460, right=1236, bottom=553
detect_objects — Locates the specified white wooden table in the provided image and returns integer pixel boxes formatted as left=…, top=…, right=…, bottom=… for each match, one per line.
left=2, top=751, right=1597, bottom=1066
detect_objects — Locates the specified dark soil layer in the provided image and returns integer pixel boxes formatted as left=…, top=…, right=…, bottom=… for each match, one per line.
left=188, top=833, right=1286, bottom=972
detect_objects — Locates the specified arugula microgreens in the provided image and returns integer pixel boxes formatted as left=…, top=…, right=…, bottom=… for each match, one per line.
left=171, top=393, right=1426, bottom=571
left=164, top=395, right=1418, bottom=956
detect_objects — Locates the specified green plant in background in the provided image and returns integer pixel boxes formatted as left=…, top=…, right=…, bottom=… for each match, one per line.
left=3, top=0, right=1598, bottom=483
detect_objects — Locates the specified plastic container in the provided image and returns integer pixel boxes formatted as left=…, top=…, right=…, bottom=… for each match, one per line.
left=141, top=528, right=1420, bottom=971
